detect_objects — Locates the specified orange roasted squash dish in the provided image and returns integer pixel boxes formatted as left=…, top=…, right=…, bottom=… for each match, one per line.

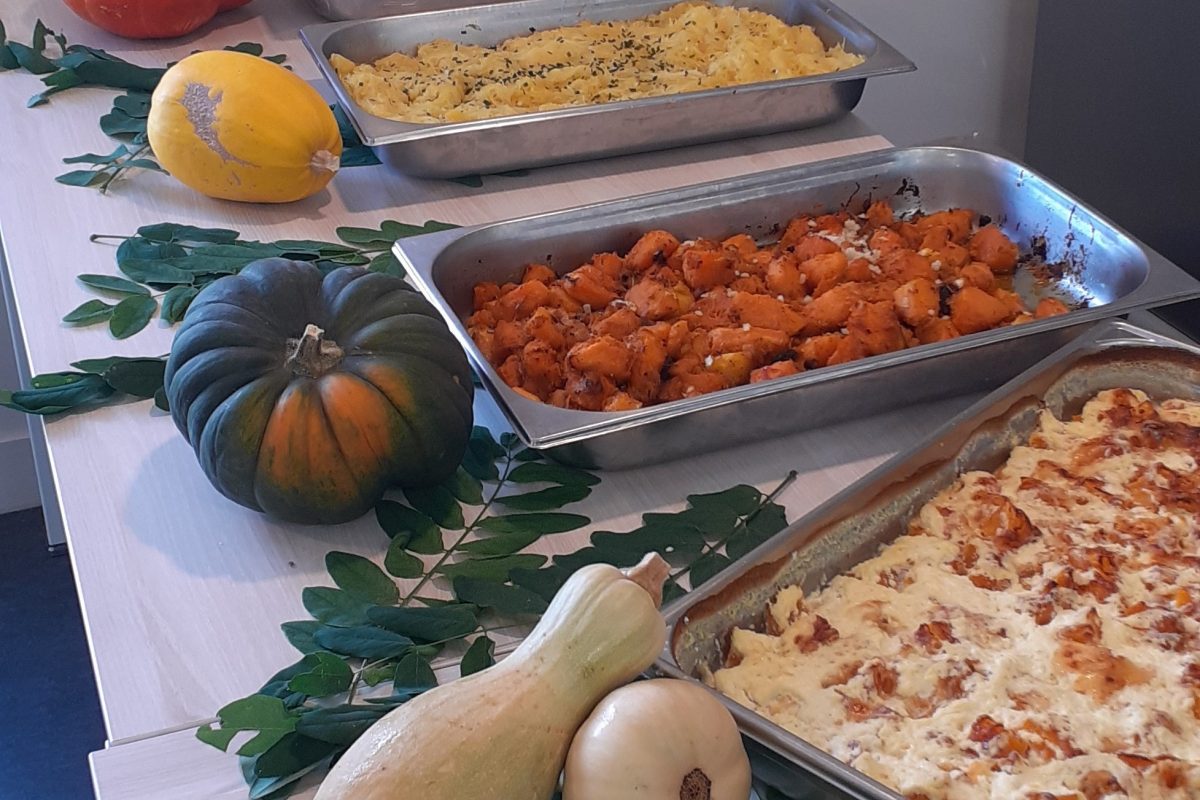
left=467, top=200, right=1071, bottom=411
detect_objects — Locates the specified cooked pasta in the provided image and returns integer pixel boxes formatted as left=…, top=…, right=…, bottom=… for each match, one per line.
left=330, top=2, right=864, bottom=123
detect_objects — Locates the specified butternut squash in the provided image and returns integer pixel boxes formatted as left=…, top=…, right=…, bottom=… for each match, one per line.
left=313, top=553, right=671, bottom=800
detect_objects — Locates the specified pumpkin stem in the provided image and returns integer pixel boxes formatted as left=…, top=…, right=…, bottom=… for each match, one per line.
left=311, top=149, right=341, bottom=175
left=679, top=768, right=712, bottom=800
left=623, top=552, right=671, bottom=608
left=286, top=324, right=344, bottom=377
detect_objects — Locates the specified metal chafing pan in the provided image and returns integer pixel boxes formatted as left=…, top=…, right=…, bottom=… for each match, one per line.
left=654, top=319, right=1200, bottom=799
left=396, top=146, right=1200, bottom=469
left=307, top=0, right=513, bottom=21
left=299, top=0, right=913, bottom=176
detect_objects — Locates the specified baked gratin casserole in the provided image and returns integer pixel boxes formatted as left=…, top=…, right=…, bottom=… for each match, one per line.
left=712, top=388, right=1200, bottom=799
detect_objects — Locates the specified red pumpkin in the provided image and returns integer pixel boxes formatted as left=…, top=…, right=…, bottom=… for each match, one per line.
left=62, top=0, right=253, bottom=40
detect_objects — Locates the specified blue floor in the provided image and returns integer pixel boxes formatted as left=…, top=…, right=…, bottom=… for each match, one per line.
left=0, top=507, right=106, bottom=800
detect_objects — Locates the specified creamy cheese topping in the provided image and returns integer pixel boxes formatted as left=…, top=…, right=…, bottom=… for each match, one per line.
left=713, top=388, right=1200, bottom=799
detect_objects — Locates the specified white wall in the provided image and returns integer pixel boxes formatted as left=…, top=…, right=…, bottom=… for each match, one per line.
left=835, top=0, right=1039, bottom=158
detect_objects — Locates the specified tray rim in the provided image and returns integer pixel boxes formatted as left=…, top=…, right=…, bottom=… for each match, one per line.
left=395, top=145, right=1200, bottom=451
left=652, top=318, right=1200, bottom=800
left=298, top=0, right=915, bottom=144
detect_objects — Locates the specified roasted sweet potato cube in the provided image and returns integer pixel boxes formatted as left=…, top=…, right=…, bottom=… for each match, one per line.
left=992, top=288, right=1026, bottom=319
left=915, top=209, right=973, bottom=243
left=893, top=278, right=939, bottom=328
left=868, top=228, right=906, bottom=255
left=880, top=249, right=935, bottom=283
left=624, top=230, right=680, bottom=272
left=525, top=307, right=566, bottom=348
left=722, top=233, right=758, bottom=257
left=958, top=262, right=996, bottom=291
left=520, top=339, right=562, bottom=399
left=707, top=326, right=790, bottom=362
left=847, top=300, right=906, bottom=356
left=969, top=225, right=1020, bottom=273
left=950, top=286, right=1013, bottom=334
left=865, top=200, right=894, bottom=230
left=801, top=282, right=863, bottom=335
left=591, top=307, right=640, bottom=339
left=1036, top=297, right=1070, bottom=318
left=741, top=249, right=773, bottom=276
left=766, top=254, right=807, bottom=299
left=628, top=328, right=668, bottom=403
left=591, top=252, right=625, bottom=280
left=661, top=370, right=726, bottom=401
left=522, top=263, right=556, bottom=284
left=796, top=333, right=841, bottom=368
left=567, top=335, right=633, bottom=381
left=470, top=327, right=496, bottom=362
left=495, top=279, right=552, bottom=320
left=466, top=308, right=496, bottom=329
left=493, top=318, right=529, bottom=359
left=473, top=281, right=502, bottom=309
left=626, top=278, right=692, bottom=320
left=844, top=258, right=876, bottom=283
left=498, top=354, right=522, bottom=387
left=603, top=391, right=643, bottom=411
left=682, top=247, right=735, bottom=291
left=546, top=285, right=583, bottom=313
left=915, top=317, right=960, bottom=344
left=708, top=352, right=753, bottom=387
left=827, top=333, right=870, bottom=366
left=750, top=360, right=801, bottom=383
left=666, top=319, right=691, bottom=358
left=562, top=370, right=612, bottom=411
left=731, top=292, right=805, bottom=335
left=779, top=215, right=814, bottom=247
left=814, top=213, right=845, bottom=234
left=561, top=264, right=618, bottom=308
left=788, top=235, right=841, bottom=264
left=799, top=251, right=849, bottom=297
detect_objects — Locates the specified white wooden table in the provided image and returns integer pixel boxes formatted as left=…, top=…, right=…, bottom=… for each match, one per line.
left=0, top=1, right=987, bottom=797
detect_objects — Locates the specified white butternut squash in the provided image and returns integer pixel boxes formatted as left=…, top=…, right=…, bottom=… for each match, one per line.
left=562, top=679, right=752, bottom=800
left=313, top=553, right=671, bottom=800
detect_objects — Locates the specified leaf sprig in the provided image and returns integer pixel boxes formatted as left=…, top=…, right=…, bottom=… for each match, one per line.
left=67, top=219, right=457, bottom=340
left=0, top=355, right=167, bottom=416
left=197, top=426, right=795, bottom=798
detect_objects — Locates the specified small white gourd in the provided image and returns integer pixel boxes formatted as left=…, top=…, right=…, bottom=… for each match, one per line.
left=562, top=678, right=752, bottom=800
left=313, top=553, right=671, bottom=800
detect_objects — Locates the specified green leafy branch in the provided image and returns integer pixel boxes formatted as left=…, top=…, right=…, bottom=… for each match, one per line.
left=196, top=426, right=795, bottom=798
left=0, top=356, right=167, bottom=416
left=67, top=219, right=457, bottom=340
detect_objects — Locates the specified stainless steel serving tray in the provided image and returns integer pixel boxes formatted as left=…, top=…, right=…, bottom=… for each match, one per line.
left=655, top=319, right=1200, bottom=800
left=307, top=0, right=511, bottom=20
left=396, top=146, right=1200, bottom=469
left=299, top=0, right=913, bottom=176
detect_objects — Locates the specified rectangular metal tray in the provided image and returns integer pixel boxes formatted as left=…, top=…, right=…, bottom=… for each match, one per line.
left=654, top=319, right=1200, bottom=799
left=396, top=146, right=1200, bottom=469
left=307, top=0, right=512, bottom=20
left=299, top=0, right=913, bottom=177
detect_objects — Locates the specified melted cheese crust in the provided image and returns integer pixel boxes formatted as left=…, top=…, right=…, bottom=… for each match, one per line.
left=713, top=389, right=1200, bottom=799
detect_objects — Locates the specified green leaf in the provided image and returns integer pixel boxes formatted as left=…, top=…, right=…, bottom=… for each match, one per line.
left=449, top=174, right=484, bottom=188
left=300, top=587, right=371, bottom=627
left=442, top=467, right=484, bottom=505
left=3, top=373, right=114, bottom=415
left=374, top=501, right=443, bottom=553
left=381, top=219, right=459, bottom=239
left=456, top=529, right=542, bottom=556
left=452, top=577, right=548, bottom=615
left=286, top=652, right=353, bottom=697
left=367, top=251, right=404, bottom=277
left=136, top=222, right=240, bottom=244
left=361, top=661, right=396, bottom=686
left=62, top=299, right=114, bottom=325
left=108, top=294, right=157, bottom=339
left=102, top=358, right=165, bottom=398
left=116, top=236, right=187, bottom=263
left=403, top=485, right=464, bottom=530
left=99, top=109, right=147, bottom=138
left=325, top=551, right=398, bottom=606
left=55, top=169, right=107, bottom=188
left=392, top=651, right=437, bottom=697
left=687, top=485, right=763, bottom=518
left=112, top=91, right=151, bottom=117
left=252, top=732, right=337, bottom=780
left=726, top=502, right=788, bottom=561
left=366, top=605, right=478, bottom=643
left=7, top=41, right=56, bottom=74
left=70, top=355, right=150, bottom=375
left=475, top=512, right=590, bottom=535
left=496, top=485, right=591, bottom=511
left=460, top=634, right=495, bottom=676
left=312, top=625, right=414, bottom=660
left=295, top=704, right=393, bottom=745
left=280, top=621, right=322, bottom=655
left=63, top=145, right=129, bottom=165
left=461, top=426, right=504, bottom=480
left=161, top=285, right=199, bottom=324
left=153, top=386, right=170, bottom=412
left=30, top=372, right=86, bottom=389
left=119, top=257, right=194, bottom=286
left=436, top=553, right=547, bottom=582
left=507, top=462, right=600, bottom=487
left=383, top=538, right=424, bottom=579
left=687, top=551, right=732, bottom=588
left=77, top=273, right=149, bottom=296
left=195, top=695, right=298, bottom=757
left=334, top=226, right=392, bottom=248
